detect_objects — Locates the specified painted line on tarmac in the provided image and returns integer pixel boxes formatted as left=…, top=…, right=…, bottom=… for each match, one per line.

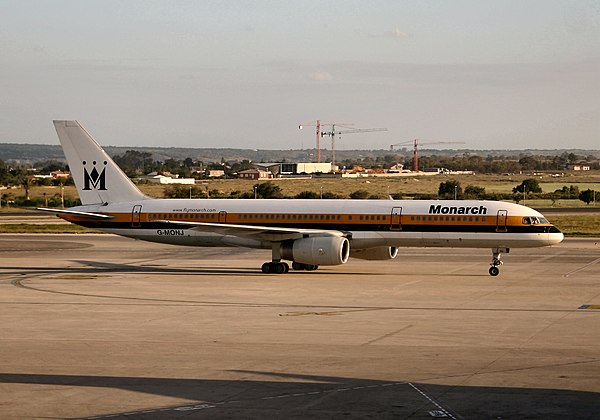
left=563, top=257, right=600, bottom=277
left=408, top=382, right=459, bottom=420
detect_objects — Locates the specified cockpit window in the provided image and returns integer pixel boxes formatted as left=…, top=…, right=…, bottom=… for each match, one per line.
left=523, top=216, right=542, bottom=225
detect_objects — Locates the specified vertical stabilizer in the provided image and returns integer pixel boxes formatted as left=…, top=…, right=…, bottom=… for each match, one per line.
left=53, top=120, right=147, bottom=205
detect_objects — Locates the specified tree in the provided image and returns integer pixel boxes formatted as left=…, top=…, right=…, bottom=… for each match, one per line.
left=579, top=189, right=596, bottom=205
left=349, top=190, right=370, bottom=199
left=438, top=180, right=462, bottom=199
left=113, top=150, right=155, bottom=176
left=295, top=191, right=319, bottom=199
left=518, top=156, right=539, bottom=171
left=20, top=176, right=32, bottom=200
left=513, top=179, right=542, bottom=194
left=255, top=182, right=283, bottom=199
left=163, top=184, right=205, bottom=198
left=322, top=191, right=344, bottom=199
left=464, top=185, right=486, bottom=199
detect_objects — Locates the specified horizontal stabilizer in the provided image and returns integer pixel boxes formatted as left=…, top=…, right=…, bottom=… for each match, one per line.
left=37, top=208, right=113, bottom=220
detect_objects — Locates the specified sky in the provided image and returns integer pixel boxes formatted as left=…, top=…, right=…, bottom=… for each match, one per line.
left=0, top=0, right=599, bottom=151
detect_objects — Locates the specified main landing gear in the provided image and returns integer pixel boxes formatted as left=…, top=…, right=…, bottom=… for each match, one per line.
left=261, top=243, right=318, bottom=274
left=261, top=261, right=319, bottom=273
left=489, top=247, right=509, bottom=276
left=261, top=261, right=289, bottom=274
left=292, top=262, right=319, bottom=271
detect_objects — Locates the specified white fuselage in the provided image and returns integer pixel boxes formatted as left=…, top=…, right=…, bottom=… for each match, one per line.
left=64, top=198, right=564, bottom=251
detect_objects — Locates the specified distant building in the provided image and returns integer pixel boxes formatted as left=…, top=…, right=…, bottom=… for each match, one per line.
left=143, top=172, right=195, bottom=184
left=280, top=162, right=333, bottom=175
left=423, top=167, right=447, bottom=174
left=387, top=164, right=404, bottom=173
left=207, top=169, right=225, bottom=178
left=238, top=168, right=271, bottom=180
left=567, top=164, right=590, bottom=171
left=295, top=162, right=333, bottom=174
left=32, top=171, right=71, bottom=180
left=50, top=171, right=71, bottom=179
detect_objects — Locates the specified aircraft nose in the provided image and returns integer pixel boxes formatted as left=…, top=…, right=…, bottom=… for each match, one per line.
left=546, top=230, right=564, bottom=245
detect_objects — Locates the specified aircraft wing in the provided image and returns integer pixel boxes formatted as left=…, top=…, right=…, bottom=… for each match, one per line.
left=37, top=208, right=113, bottom=220
left=158, top=220, right=345, bottom=242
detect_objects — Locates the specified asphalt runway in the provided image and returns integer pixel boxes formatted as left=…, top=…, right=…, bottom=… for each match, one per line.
left=0, top=234, right=599, bottom=419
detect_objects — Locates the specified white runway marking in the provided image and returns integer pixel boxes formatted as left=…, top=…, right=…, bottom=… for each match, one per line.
left=563, top=257, right=600, bottom=278
left=408, top=382, right=458, bottom=419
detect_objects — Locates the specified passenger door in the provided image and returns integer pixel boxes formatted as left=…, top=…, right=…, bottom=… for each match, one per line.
left=131, top=205, right=142, bottom=228
left=390, top=207, right=402, bottom=230
left=496, top=210, right=508, bottom=232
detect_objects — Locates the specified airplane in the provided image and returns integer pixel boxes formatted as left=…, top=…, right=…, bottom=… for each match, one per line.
left=39, top=120, right=564, bottom=276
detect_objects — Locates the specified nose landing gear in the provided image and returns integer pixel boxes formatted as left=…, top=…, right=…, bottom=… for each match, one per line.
left=489, top=247, right=509, bottom=276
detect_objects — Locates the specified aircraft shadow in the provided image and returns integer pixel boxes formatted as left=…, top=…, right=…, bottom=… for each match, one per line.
left=1, top=259, right=377, bottom=277
left=0, top=371, right=598, bottom=419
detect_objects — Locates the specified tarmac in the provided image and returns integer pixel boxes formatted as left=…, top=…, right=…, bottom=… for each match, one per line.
left=0, top=234, right=599, bottom=419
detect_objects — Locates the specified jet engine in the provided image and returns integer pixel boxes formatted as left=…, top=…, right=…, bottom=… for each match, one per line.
left=281, top=237, right=350, bottom=266
left=350, top=246, right=398, bottom=261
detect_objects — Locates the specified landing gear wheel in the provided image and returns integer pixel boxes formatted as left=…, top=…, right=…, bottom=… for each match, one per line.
left=488, top=247, right=507, bottom=277
left=274, top=262, right=285, bottom=274
left=262, top=262, right=289, bottom=274
left=292, top=262, right=319, bottom=271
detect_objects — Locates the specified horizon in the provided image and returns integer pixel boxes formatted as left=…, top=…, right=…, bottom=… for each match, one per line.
left=1, top=1, right=598, bottom=150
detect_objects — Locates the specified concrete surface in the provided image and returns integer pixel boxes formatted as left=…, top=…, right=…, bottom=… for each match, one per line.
left=0, top=234, right=599, bottom=419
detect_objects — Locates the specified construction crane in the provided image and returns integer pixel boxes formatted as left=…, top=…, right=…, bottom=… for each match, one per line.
left=321, top=125, right=387, bottom=169
left=299, top=121, right=386, bottom=166
left=390, top=139, right=466, bottom=172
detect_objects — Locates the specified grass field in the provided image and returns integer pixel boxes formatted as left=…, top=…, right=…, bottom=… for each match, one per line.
left=0, top=224, right=96, bottom=234
left=549, top=215, right=600, bottom=236
left=2, top=173, right=600, bottom=203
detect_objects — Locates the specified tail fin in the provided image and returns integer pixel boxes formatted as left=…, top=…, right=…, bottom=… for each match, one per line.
left=53, top=120, right=147, bottom=205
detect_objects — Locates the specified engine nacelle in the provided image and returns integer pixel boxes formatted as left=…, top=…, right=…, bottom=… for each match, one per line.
left=350, top=246, right=398, bottom=261
left=281, top=237, right=350, bottom=266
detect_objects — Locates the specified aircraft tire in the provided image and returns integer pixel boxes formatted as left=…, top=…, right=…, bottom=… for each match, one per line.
left=489, top=266, right=500, bottom=276
left=261, top=262, right=272, bottom=274
left=274, top=263, right=285, bottom=274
